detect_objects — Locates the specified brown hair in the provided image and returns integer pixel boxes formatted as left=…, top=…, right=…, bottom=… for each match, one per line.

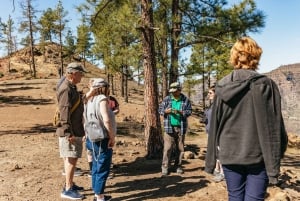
left=209, top=85, right=215, bottom=92
left=229, top=37, right=262, bottom=70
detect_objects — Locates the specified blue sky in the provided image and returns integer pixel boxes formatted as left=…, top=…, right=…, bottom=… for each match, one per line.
left=1, top=0, right=299, bottom=73
left=230, top=0, right=300, bottom=73
left=0, top=0, right=82, bottom=33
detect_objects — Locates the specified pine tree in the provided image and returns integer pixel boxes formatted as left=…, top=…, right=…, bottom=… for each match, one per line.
left=0, top=15, right=15, bottom=72
left=19, top=0, right=38, bottom=78
left=141, top=0, right=163, bottom=158
left=53, top=0, right=68, bottom=77
left=64, top=30, right=76, bottom=62
left=76, top=24, right=92, bottom=68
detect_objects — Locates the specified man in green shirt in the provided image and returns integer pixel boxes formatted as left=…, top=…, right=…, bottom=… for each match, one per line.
left=158, top=82, right=192, bottom=176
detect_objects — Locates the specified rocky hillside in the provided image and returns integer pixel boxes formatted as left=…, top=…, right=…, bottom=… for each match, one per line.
left=0, top=42, right=104, bottom=80
left=265, top=63, right=300, bottom=135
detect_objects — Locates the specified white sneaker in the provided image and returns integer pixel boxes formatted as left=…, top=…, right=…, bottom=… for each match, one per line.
left=161, top=166, right=168, bottom=176
left=213, top=173, right=224, bottom=182
left=176, top=167, right=184, bottom=174
left=213, top=169, right=220, bottom=176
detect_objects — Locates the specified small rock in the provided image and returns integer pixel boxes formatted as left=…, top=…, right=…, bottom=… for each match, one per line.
left=11, top=164, right=22, bottom=171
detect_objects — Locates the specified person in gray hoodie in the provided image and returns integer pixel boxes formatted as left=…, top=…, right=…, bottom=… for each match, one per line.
left=205, top=37, right=288, bottom=201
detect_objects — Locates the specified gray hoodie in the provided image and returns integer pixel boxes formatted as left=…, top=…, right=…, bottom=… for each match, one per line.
left=205, top=69, right=288, bottom=184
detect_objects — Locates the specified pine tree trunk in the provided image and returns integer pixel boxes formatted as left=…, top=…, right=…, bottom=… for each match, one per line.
left=161, top=35, right=168, bottom=99
left=159, top=8, right=168, bottom=100
left=124, top=64, right=128, bottom=103
left=121, top=65, right=125, bottom=98
left=59, top=29, right=64, bottom=77
left=27, top=0, right=36, bottom=78
left=141, top=0, right=163, bottom=159
left=170, top=0, right=181, bottom=83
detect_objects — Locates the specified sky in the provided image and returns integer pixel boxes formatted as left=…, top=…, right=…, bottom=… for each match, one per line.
left=0, top=0, right=82, bottom=33
left=0, top=0, right=299, bottom=74
left=246, top=0, right=300, bottom=73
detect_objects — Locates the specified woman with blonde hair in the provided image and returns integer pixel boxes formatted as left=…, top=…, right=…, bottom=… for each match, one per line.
left=205, top=37, right=288, bottom=201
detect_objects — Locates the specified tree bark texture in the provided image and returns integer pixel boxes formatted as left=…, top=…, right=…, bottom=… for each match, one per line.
left=27, top=0, right=36, bottom=78
left=141, top=0, right=163, bottom=158
left=124, top=64, right=128, bottom=103
left=170, top=0, right=181, bottom=83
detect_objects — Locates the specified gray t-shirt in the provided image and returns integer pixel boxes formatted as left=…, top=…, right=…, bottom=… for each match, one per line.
left=88, top=94, right=117, bottom=135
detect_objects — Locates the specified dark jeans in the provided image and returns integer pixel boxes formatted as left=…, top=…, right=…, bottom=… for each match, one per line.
left=222, top=163, right=269, bottom=201
left=162, top=127, right=185, bottom=169
left=86, top=138, right=112, bottom=195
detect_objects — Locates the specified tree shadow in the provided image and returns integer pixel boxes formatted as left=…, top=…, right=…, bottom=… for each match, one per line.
left=281, top=154, right=300, bottom=167
left=0, top=95, right=53, bottom=106
left=117, top=121, right=145, bottom=140
left=107, top=140, right=209, bottom=201
left=275, top=154, right=300, bottom=193
left=0, top=123, right=56, bottom=135
left=185, top=143, right=201, bottom=156
left=0, top=82, right=46, bottom=87
left=110, top=156, right=208, bottom=200
left=0, top=81, right=54, bottom=106
left=266, top=170, right=300, bottom=197
left=111, top=176, right=208, bottom=201
left=279, top=171, right=300, bottom=191
left=0, top=86, right=40, bottom=93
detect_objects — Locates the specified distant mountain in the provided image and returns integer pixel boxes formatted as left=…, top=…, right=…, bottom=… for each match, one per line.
left=264, top=63, right=300, bottom=135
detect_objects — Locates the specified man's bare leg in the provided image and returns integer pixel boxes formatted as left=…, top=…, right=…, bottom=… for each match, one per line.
left=64, top=157, right=78, bottom=190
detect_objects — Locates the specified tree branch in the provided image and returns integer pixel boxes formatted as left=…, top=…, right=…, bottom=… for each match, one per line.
left=178, top=34, right=233, bottom=49
left=91, top=0, right=112, bottom=27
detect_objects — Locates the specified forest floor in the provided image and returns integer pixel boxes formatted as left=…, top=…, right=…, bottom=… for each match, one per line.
left=0, top=78, right=299, bottom=201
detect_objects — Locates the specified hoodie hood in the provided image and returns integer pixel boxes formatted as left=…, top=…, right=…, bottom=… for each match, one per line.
left=216, top=69, right=265, bottom=103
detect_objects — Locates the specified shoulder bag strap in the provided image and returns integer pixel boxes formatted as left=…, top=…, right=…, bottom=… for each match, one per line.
left=84, top=100, right=89, bottom=123
left=93, top=95, right=107, bottom=130
left=70, top=96, right=81, bottom=114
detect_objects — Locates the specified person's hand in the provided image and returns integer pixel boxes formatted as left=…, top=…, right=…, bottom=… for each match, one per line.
left=85, top=88, right=97, bottom=100
left=67, top=135, right=76, bottom=143
left=177, top=110, right=183, bottom=115
left=108, top=136, right=115, bottom=148
left=171, top=109, right=182, bottom=115
left=165, top=108, right=172, bottom=114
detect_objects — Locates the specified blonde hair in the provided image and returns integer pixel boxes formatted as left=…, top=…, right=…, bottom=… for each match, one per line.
left=229, top=37, right=262, bottom=70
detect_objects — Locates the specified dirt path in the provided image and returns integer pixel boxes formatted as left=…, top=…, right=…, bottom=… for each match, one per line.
left=0, top=79, right=299, bottom=201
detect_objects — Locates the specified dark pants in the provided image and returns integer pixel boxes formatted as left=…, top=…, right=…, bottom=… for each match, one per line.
left=162, top=127, right=185, bottom=169
left=86, top=138, right=112, bottom=195
left=222, top=163, right=269, bottom=201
